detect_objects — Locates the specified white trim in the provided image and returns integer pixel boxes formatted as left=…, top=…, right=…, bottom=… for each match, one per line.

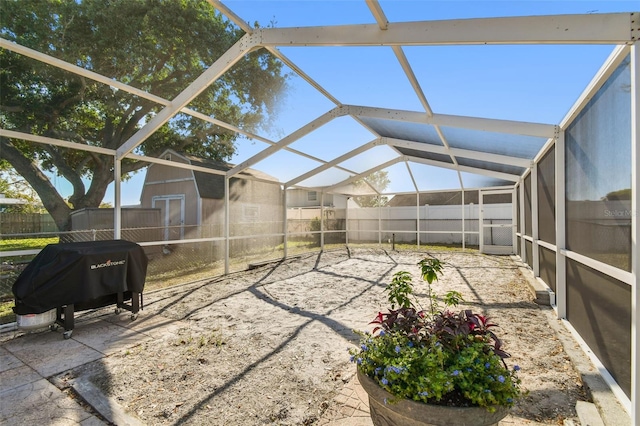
left=207, top=0, right=253, bottom=33
left=532, top=135, right=558, bottom=164
left=365, top=0, right=388, bottom=30
left=519, top=181, right=526, bottom=260
left=345, top=197, right=350, bottom=246
left=394, top=45, right=433, bottom=115
left=0, top=249, right=41, bottom=257
left=385, top=137, right=533, bottom=168
left=286, top=140, right=380, bottom=187
left=230, top=106, right=347, bottom=177
left=537, top=239, right=556, bottom=252
left=152, top=194, right=186, bottom=241
left=412, top=230, right=480, bottom=235
left=512, top=189, right=518, bottom=251
left=324, top=157, right=402, bottom=192
left=114, top=158, right=121, bottom=240
left=313, top=185, right=516, bottom=197
left=224, top=177, right=229, bottom=274
left=555, top=131, right=567, bottom=320
left=479, top=188, right=515, bottom=255
left=532, top=165, right=539, bottom=277
left=630, top=41, right=640, bottom=426
left=408, top=156, right=521, bottom=182
left=347, top=105, right=555, bottom=138
left=0, top=129, right=115, bottom=155
left=320, top=192, right=325, bottom=248
left=561, top=249, right=633, bottom=286
left=462, top=190, right=466, bottom=250
left=145, top=178, right=195, bottom=185
left=257, top=14, right=637, bottom=47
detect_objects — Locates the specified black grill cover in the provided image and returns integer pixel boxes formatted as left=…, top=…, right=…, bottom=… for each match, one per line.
left=13, top=240, right=147, bottom=315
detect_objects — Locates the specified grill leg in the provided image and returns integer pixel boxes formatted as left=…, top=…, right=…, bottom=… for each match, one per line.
left=131, top=292, right=140, bottom=313
left=56, top=305, right=74, bottom=339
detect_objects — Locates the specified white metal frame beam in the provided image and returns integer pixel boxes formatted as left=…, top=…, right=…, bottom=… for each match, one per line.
left=228, top=106, right=348, bottom=177
left=365, top=0, right=388, bottom=30
left=286, top=139, right=381, bottom=187
left=1, top=37, right=352, bottom=173
left=323, top=157, right=403, bottom=193
left=384, top=137, right=533, bottom=168
left=0, top=129, right=115, bottom=156
left=257, top=14, right=638, bottom=47
left=345, top=105, right=556, bottom=138
left=630, top=39, right=640, bottom=426
left=409, top=156, right=521, bottom=182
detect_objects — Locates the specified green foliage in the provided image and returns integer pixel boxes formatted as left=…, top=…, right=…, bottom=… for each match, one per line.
left=350, top=257, right=522, bottom=411
left=0, top=0, right=289, bottom=228
left=603, top=188, right=631, bottom=201
left=418, top=257, right=443, bottom=284
left=418, top=257, right=444, bottom=316
left=310, top=217, right=321, bottom=233
left=353, top=171, right=391, bottom=207
left=0, top=300, right=16, bottom=325
left=443, top=290, right=464, bottom=308
left=0, top=171, right=45, bottom=213
left=385, top=271, right=414, bottom=309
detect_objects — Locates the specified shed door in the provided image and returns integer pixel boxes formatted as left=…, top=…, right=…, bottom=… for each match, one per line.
left=479, top=189, right=516, bottom=255
left=152, top=195, right=185, bottom=240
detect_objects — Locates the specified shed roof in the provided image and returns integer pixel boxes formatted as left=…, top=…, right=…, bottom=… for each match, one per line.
left=159, top=150, right=279, bottom=200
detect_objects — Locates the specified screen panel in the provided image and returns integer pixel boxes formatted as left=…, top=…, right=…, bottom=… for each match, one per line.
left=565, top=55, right=631, bottom=272
left=538, top=246, right=556, bottom=292
left=537, top=147, right=556, bottom=244
left=566, top=259, right=631, bottom=397
left=523, top=173, right=532, bottom=237
left=525, top=239, right=533, bottom=268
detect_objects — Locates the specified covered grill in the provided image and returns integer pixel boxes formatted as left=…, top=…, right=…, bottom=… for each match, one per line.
left=12, top=240, right=147, bottom=338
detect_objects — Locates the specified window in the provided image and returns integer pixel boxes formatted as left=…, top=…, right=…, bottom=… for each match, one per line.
left=242, top=205, right=259, bottom=221
left=307, top=191, right=317, bottom=202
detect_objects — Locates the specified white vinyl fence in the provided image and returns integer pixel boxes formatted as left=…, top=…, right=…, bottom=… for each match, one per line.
left=345, top=204, right=512, bottom=246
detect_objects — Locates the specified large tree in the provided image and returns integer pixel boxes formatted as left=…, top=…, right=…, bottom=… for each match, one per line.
left=0, top=0, right=288, bottom=230
left=354, top=170, right=390, bottom=207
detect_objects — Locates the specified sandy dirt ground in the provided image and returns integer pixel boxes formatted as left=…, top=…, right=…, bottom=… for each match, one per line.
left=68, top=247, right=587, bottom=425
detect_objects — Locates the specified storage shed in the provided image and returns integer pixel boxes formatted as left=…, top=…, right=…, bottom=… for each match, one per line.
left=140, top=150, right=283, bottom=243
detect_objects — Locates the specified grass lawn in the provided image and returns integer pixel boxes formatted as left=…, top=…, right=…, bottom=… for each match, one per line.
left=0, top=237, right=59, bottom=252
left=0, top=300, right=15, bottom=325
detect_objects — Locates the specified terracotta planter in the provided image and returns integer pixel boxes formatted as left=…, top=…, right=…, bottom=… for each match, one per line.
left=357, top=369, right=509, bottom=426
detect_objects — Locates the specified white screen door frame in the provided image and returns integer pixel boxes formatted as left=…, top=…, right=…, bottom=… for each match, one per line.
left=479, top=189, right=517, bottom=255
left=152, top=195, right=185, bottom=241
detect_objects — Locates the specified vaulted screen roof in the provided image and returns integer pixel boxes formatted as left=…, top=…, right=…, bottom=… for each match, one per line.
left=1, top=1, right=637, bottom=203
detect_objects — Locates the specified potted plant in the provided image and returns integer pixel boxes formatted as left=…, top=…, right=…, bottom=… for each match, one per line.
left=349, top=257, right=522, bottom=426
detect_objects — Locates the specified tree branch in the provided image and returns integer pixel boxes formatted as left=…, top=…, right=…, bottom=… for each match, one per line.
left=0, top=137, right=72, bottom=230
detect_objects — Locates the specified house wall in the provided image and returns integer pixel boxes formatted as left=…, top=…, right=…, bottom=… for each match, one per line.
left=200, top=198, right=224, bottom=237
left=287, top=189, right=346, bottom=208
left=228, top=177, right=284, bottom=237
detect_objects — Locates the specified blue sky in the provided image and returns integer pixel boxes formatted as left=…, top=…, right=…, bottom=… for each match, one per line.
left=85, top=0, right=637, bottom=204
